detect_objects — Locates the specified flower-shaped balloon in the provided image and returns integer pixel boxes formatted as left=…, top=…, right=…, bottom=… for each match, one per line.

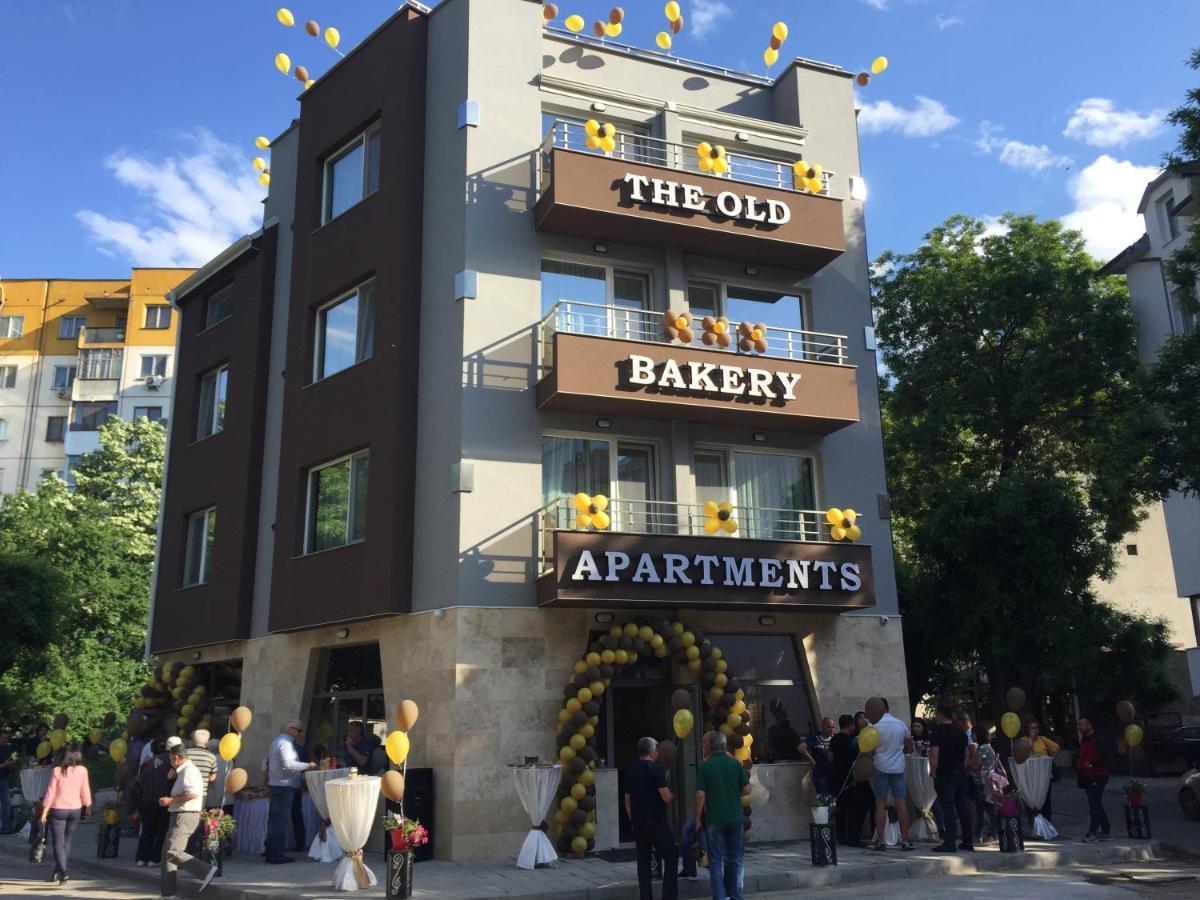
left=662, top=309, right=694, bottom=343
left=704, top=501, right=738, bottom=535
left=696, top=142, right=729, bottom=175
left=826, top=507, right=862, bottom=541
left=574, top=493, right=610, bottom=530
left=701, top=315, right=732, bottom=349
left=585, top=120, right=617, bottom=154
left=737, top=321, right=769, bottom=354
left=793, top=160, right=824, bottom=194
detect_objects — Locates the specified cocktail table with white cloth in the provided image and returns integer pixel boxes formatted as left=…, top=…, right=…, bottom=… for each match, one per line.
left=305, top=767, right=350, bottom=863
left=904, top=754, right=938, bottom=841
left=232, top=796, right=271, bottom=854
left=1009, top=756, right=1058, bottom=839
left=18, top=767, right=53, bottom=806
left=511, top=764, right=562, bottom=869
left=326, top=774, right=380, bottom=891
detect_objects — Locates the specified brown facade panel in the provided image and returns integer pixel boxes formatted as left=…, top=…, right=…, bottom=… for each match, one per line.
left=539, top=530, right=875, bottom=610
left=537, top=332, right=860, bottom=433
left=535, top=149, right=846, bottom=271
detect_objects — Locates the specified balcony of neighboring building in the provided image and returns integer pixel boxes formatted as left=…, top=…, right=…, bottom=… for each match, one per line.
left=70, top=347, right=123, bottom=402
left=534, top=120, right=846, bottom=272
left=77, top=325, right=127, bottom=348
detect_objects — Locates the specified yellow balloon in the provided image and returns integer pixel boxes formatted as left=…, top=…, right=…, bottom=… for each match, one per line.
left=218, top=732, right=242, bottom=761
left=305, top=79, right=315, bottom=90
left=559, top=745, right=576, bottom=763
left=673, top=708, right=694, bottom=739
left=1000, top=712, right=1021, bottom=739
left=275, top=52, right=291, bottom=75
left=577, top=687, right=593, bottom=703
left=49, top=729, right=66, bottom=751
left=712, top=157, right=729, bottom=175
left=37, top=740, right=52, bottom=760
left=656, top=31, right=672, bottom=50
left=88, top=728, right=103, bottom=744
left=735, top=746, right=751, bottom=761
left=259, top=172, right=271, bottom=187
left=277, top=8, right=295, bottom=27
left=570, top=734, right=586, bottom=751
left=603, top=22, right=622, bottom=38
left=871, top=55, right=889, bottom=75
left=592, top=511, right=611, bottom=530
left=763, top=47, right=779, bottom=67
left=847, top=524, right=862, bottom=541
left=108, top=738, right=127, bottom=763
left=857, top=725, right=880, bottom=753
left=826, top=508, right=844, bottom=526
left=772, top=22, right=789, bottom=42
left=573, top=491, right=591, bottom=510
left=705, top=519, right=720, bottom=534
left=325, top=27, right=340, bottom=49
left=565, top=14, right=585, bottom=32
left=1124, top=723, right=1144, bottom=749
left=571, top=835, right=588, bottom=854
left=831, top=525, right=847, bottom=541
left=385, top=730, right=410, bottom=765
left=665, top=2, right=681, bottom=21
left=570, top=781, right=586, bottom=800
left=255, top=135, right=271, bottom=150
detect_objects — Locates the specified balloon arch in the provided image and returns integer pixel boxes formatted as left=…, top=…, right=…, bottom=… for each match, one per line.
left=552, top=617, right=754, bottom=856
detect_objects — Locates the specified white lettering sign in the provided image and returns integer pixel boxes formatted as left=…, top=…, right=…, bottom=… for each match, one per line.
left=622, top=173, right=791, bottom=225
left=626, top=354, right=801, bottom=401
left=569, top=550, right=865, bottom=594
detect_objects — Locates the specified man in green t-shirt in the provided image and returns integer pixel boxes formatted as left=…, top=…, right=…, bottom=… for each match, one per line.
left=694, top=731, right=749, bottom=900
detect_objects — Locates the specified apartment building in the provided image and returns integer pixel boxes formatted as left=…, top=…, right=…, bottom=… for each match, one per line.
left=149, top=0, right=906, bottom=859
left=0, top=269, right=188, bottom=493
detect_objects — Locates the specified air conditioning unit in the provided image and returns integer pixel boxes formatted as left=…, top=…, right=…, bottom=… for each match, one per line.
left=144, top=375, right=164, bottom=390
left=56, top=387, right=72, bottom=400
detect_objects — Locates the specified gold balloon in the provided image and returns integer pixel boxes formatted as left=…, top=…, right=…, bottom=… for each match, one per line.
left=1124, top=723, right=1144, bottom=749
left=1012, top=737, right=1032, bottom=763
left=772, top=22, right=789, bottom=42
left=219, top=733, right=241, bottom=761
left=656, top=31, right=672, bottom=50
left=396, top=699, right=420, bottom=731
left=225, top=767, right=248, bottom=795
left=108, top=738, right=127, bottom=763
left=230, top=706, right=253, bottom=732
left=1000, top=712, right=1021, bottom=739
left=570, top=782, right=586, bottom=800
left=664, top=1, right=681, bottom=21
left=857, top=725, right=880, bottom=753
left=274, top=52, right=291, bottom=75
left=259, top=172, right=271, bottom=187
left=294, top=65, right=310, bottom=83
left=385, top=730, right=411, bottom=765
left=49, top=729, right=67, bottom=751
left=543, top=4, right=558, bottom=22
left=571, top=835, right=588, bottom=854
left=763, top=47, right=779, bottom=67
left=673, top=708, right=694, bottom=738
left=871, top=56, right=888, bottom=75
left=826, top=508, right=844, bottom=526
left=564, top=14, right=585, bottom=32
left=1115, top=700, right=1136, bottom=722
left=36, top=740, right=52, bottom=759
left=381, top=770, right=406, bottom=801
left=276, top=8, right=295, bottom=27
left=325, top=27, right=340, bottom=49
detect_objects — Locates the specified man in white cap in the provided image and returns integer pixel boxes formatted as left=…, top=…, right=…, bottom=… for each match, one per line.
left=265, top=720, right=315, bottom=864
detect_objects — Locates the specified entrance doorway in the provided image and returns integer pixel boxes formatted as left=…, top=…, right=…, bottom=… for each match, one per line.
left=305, top=643, right=387, bottom=765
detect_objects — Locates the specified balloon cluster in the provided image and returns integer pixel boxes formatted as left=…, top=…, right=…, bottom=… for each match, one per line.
left=763, top=22, right=788, bottom=68
left=555, top=620, right=749, bottom=855
left=218, top=706, right=254, bottom=798
left=703, top=501, right=738, bottom=535
left=274, top=8, right=342, bottom=95
left=701, top=315, right=731, bottom=348
left=736, top=321, right=768, bottom=354
left=381, top=701, right=419, bottom=803
left=856, top=56, right=889, bottom=87
left=662, top=309, right=694, bottom=343
left=793, top=160, right=824, bottom=194
left=825, top=508, right=861, bottom=542
left=696, top=141, right=728, bottom=175
left=592, top=8, right=624, bottom=39
left=657, top=2, right=685, bottom=50
left=253, top=136, right=272, bottom=187
left=584, top=120, right=617, bottom=153
left=573, top=493, right=611, bottom=530
left=1116, top=699, right=1142, bottom=750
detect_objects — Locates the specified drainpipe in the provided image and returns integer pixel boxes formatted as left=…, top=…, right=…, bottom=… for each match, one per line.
left=16, top=282, right=51, bottom=489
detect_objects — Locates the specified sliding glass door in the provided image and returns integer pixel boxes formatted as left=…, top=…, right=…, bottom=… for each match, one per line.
left=694, top=449, right=816, bottom=540
left=542, top=436, right=660, bottom=532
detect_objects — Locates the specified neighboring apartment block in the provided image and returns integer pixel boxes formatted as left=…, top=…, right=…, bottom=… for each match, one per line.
left=150, top=0, right=906, bottom=860
left=0, top=269, right=190, bottom=493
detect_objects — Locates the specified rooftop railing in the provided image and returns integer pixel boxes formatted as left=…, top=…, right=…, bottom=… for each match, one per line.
left=538, top=300, right=848, bottom=373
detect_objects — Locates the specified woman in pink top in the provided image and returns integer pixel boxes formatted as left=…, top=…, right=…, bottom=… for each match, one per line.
left=39, top=743, right=93, bottom=885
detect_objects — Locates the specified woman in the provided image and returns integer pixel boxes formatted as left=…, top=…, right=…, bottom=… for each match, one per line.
left=1024, top=716, right=1060, bottom=825
left=974, top=731, right=1006, bottom=843
left=39, top=743, right=92, bottom=885
left=134, top=738, right=171, bottom=866
left=910, top=719, right=930, bottom=756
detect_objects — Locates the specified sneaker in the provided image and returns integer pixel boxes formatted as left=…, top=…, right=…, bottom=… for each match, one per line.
left=199, top=863, right=219, bottom=892
left=932, top=844, right=957, bottom=853
left=136, top=860, right=148, bottom=867
left=1081, top=834, right=1096, bottom=843
left=899, top=842, right=915, bottom=852
left=870, top=840, right=887, bottom=851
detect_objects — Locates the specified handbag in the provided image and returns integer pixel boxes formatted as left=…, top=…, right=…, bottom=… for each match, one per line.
left=29, top=834, right=46, bottom=864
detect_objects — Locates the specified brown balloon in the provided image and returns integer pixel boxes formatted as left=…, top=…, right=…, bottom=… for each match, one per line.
left=224, top=767, right=248, bottom=795
left=230, top=706, right=253, bottom=733
left=856, top=72, right=871, bottom=86
left=381, top=770, right=406, bottom=801
left=679, top=328, right=695, bottom=344
left=609, top=7, right=624, bottom=25
left=1005, top=687, right=1026, bottom=713
left=657, top=740, right=678, bottom=770
left=851, top=755, right=875, bottom=782
left=671, top=689, right=691, bottom=712
left=864, top=698, right=886, bottom=724
left=294, top=65, right=309, bottom=83
left=53, top=713, right=69, bottom=730
left=1012, top=737, right=1032, bottom=764
left=769, top=35, right=782, bottom=50
left=671, top=15, right=684, bottom=34
left=305, top=20, right=320, bottom=36
left=1116, top=700, right=1135, bottom=722
left=543, top=4, right=558, bottom=21
left=593, top=20, right=605, bottom=36
left=396, top=699, right=420, bottom=731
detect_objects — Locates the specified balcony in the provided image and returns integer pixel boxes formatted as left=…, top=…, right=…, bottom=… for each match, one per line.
left=536, top=301, right=859, bottom=433
left=537, top=496, right=875, bottom=611
left=534, top=121, right=846, bottom=272
left=78, top=327, right=126, bottom=347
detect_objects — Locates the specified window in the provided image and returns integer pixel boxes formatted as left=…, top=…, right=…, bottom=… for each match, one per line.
left=145, top=305, right=172, bottom=329
left=52, top=366, right=77, bottom=392
left=541, top=260, right=653, bottom=340
left=0, top=418, right=8, bottom=441
left=541, top=435, right=662, bottom=532
left=1157, top=191, right=1180, bottom=242
left=305, top=450, right=370, bottom=553
left=183, top=507, right=217, bottom=587
left=695, top=448, right=817, bottom=540
left=78, top=349, right=122, bottom=380
left=709, top=633, right=815, bottom=755
left=204, top=284, right=235, bottom=329
left=45, top=416, right=66, bottom=442
left=1171, top=285, right=1197, bottom=335
left=57, top=315, right=87, bottom=339
left=133, top=406, right=163, bottom=421
left=314, top=281, right=375, bottom=381
left=0, top=366, right=15, bottom=389
left=1126, top=544, right=1139, bottom=556
left=323, top=123, right=382, bottom=222
left=196, top=365, right=228, bottom=439
left=71, top=401, right=118, bottom=431
left=140, top=355, right=168, bottom=378
left=41, top=468, right=63, bottom=482
left=541, top=113, right=659, bottom=164
left=0, top=316, right=23, bottom=338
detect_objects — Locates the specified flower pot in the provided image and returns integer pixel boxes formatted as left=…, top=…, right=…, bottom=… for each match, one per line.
left=1128, top=793, right=1143, bottom=808
left=389, top=830, right=406, bottom=852
left=812, top=806, right=830, bottom=824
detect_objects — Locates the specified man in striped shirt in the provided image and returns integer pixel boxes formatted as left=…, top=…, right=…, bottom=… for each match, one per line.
left=186, top=730, right=218, bottom=854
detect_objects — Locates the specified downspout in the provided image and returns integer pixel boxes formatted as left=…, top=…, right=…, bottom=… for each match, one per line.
left=16, top=282, right=51, bottom=489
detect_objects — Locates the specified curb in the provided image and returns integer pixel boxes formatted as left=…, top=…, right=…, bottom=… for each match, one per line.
left=0, top=836, right=1166, bottom=899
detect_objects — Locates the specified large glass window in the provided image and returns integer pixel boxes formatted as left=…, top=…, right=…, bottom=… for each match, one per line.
left=133, top=406, right=163, bottom=421
left=305, top=644, right=386, bottom=762
left=541, top=260, right=652, bottom=340
left=204, top=284, right=235, bottom=329
left=52, top=366, right=77, bottom=392
left=314, top=281, right=375, bottom=381
left=196, top=365, right=228, bottom=439
left=305, top=450, right=370, bottom=553
left=183, top=507, right=216, bottom=586
left=145, top=305, right=172, bottom=329
left=725, top=286, right=804, bottom=332
left=45, top=416, right=66, bottom=442
left=0, top=316, right=24, bottom=338
left=324, top=123, right=382, bottom=222
left=140, top=355, right=168, bottom=378
left=58, top=316, right=87, bottom=339
left=541, top=436, right=661, bottom=531
left=71, top=401, right=117, bottom=431
left=541, top=260, right=607, bottom=317
left=695, top=449, right=816, bottom=540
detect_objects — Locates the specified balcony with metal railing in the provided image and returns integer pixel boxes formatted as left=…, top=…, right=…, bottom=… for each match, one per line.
left=78, top=326, right=126, bottom=347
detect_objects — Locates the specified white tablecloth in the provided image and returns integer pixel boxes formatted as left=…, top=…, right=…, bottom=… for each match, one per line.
left=305, top=768, right=350, bottom=863
left=904, top=755, right=938, bottom=841
left=232, top=797, right=270, bottom=854
left=327, top=775, right=380, bottom=891
left=19, top=767, right=53, bottom=805
left=511, top=765, right=562, bottom=869
left=1010, top=756, right=1058, bottom=839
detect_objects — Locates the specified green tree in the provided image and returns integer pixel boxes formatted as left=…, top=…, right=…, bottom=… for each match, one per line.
left=0, top=553, right=69, bottom=681
left=876, top=213, right=1173, bottom=719
left=0, top=418, right=166, bottom=732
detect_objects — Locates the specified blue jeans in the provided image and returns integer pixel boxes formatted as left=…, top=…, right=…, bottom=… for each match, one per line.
left=680, top=818, right=708, bottom=877
left=705, top=822, right=744, bottom=900
left=266, top=786, right=295, bottom=861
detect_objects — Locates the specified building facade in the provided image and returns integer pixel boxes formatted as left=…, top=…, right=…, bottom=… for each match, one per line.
left=150, top=0, right=907, bottom=860
left=0, top=269, right=188, bottom=494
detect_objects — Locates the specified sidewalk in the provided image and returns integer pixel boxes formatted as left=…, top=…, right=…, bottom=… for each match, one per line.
left=0, top=825, right=1166, bottom=900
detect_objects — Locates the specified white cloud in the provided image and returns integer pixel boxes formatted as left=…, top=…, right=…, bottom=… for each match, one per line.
left=863, top=0, right=889, bottom=9
left=690, top=1, right=732, bottom=39
left=975, top=122, right=1072, bottom=172
left=1061, top=155, right=1160, bottom=260
left=1062, top=98, right=1164, bottom=148
left=979, top=215, right=1009, bottom=241
left=76, top=130, right=264, bottom=268
left=857, top=96, right=959, bottom=138
left=935, top=14, right=963, bottom=30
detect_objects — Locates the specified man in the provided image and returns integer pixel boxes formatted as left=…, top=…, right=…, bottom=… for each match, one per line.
left=158, top=744, right=218, bottom=898
left=870, top=699, right=914, bottom=851
left=829, top=715, right=862, bottom=847
left=695, top=731, right=749, bottom=900
left=623, top=737, right=677, bottom=900
left=929, top=705, right=973, bottom=853
left=798, top=717, right=836, bottom=797
left=1076, top=717, right=1113, bottom=842
left=339, top=722, right=374, bottom=773
left=25, top=723, right=49, bottom=759
left=679, top=732, right=715, bottom=882
left=266, top=720, right=316, bottom=864
left=766, top=699, right=803, bottom=761
left=185, top=730, right=218, bottom=854
left=0, top=729, right=14, bottom=834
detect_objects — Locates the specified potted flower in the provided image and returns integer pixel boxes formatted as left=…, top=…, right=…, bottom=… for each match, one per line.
left=383, top=814, right=428, bottom=899
left=810, top=793, right=834, bottom=825
left=199, top=808, right=236, bottom=876
left=1123, top=779, right=1147, bottom=808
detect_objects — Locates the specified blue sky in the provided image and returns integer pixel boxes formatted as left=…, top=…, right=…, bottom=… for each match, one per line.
left=0, top=0, right=1193, bottom=277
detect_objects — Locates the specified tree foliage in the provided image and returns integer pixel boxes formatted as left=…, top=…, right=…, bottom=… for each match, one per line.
left=876, top=214, right=1174, bottom=720
left=0, top=553, right=69, bottom=681
left=0, top=418, right=166, bottom=733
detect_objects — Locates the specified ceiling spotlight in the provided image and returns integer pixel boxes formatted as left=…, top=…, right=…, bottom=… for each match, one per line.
left=759, top=615, right=776, bottom=626
left=594, top=243, right=609, bottom=254
left=336, top=627, right=350, bottom=639
left=596, top=418, right=612, bottom=429
left=752, top=432, right=767, bottom=443
left=595, top=612, right=614, bottom=624
left=744, top=266, right=759, bottom=276
left=191, top=651, right=202, bottom=661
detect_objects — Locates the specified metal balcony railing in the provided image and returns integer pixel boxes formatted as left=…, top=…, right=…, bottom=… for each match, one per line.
left=538, top=496, right=836, bottom=575
left=538, top=119, right=832, bottom=198
left=78, top=327, right=126, bottom=346
left=538, top=300, right=848, bottom=373
left=76, top=348, right=123, bottom=380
